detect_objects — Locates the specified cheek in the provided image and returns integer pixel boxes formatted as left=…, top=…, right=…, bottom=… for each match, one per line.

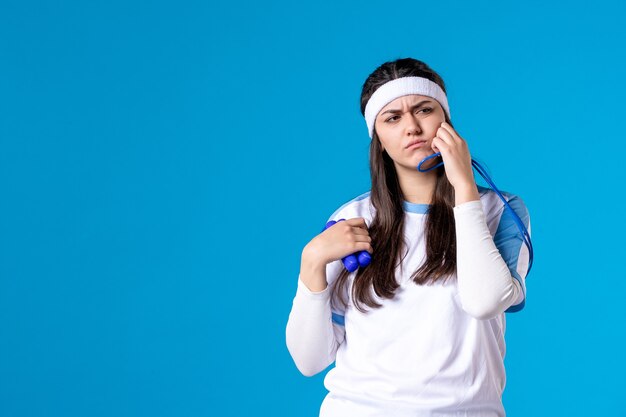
left=427, top=123, right=443, bottom=137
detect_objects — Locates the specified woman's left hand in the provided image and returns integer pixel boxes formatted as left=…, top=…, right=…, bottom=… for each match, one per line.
left=431, top=121, right=476, bottom=190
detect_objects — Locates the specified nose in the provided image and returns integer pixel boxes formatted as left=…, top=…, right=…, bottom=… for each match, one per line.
left=405, top=113, right=422, bottom=135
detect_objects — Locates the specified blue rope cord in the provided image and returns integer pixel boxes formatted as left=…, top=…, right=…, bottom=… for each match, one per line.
left=417, top=152, right=534, bottom=275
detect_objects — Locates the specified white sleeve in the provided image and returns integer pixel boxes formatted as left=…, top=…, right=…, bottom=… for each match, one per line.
left=453, top=199, right=526, bottom=320
left=285, top=266, right=345, bottom=377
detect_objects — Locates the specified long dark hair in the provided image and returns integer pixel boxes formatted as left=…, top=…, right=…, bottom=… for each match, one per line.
left=332, top=57, right=460, bottom=314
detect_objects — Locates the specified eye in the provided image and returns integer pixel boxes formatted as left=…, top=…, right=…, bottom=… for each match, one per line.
left=385, top=107, right=433, bottom=123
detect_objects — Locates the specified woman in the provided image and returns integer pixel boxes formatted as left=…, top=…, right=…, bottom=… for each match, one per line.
left=285, top=57, right=531, bottom=417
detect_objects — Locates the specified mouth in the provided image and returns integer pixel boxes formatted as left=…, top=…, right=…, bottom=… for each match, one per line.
left=406, top=140, right=427, bottom=149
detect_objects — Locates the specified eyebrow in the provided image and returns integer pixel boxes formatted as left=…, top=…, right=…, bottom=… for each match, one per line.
left=379, top=100, right=433, bottom=117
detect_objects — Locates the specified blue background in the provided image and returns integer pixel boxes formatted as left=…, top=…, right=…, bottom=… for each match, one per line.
left=1, top=0, right=625, bottom=416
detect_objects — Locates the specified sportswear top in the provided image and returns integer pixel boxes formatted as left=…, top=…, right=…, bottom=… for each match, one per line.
left=285, top=185, right=532, bottom=417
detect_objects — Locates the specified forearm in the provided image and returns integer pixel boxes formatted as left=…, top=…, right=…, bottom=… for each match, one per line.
left=285, top=266, right=340, bottom=376
left=453, top=192, right=522, bottom=319
left=299, top=253, right=328, bottom=292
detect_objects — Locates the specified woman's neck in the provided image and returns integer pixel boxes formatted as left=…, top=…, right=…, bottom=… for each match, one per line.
left=396, top=164, right=438, bottom=205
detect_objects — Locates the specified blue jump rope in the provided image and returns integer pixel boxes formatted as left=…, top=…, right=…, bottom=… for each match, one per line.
left=322, top=152, right=534, bottom=275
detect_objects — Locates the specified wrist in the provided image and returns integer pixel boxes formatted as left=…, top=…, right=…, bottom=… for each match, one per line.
left=454, top=182, right=480, bottom=206
left=301, top=245, right=327, bottom=272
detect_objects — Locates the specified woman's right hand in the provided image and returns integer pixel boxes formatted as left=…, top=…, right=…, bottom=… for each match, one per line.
left=302, top=217, right=373, bottom=267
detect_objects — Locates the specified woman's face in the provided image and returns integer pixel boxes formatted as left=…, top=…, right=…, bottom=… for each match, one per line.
left=374, top=94, right=446, bottom=171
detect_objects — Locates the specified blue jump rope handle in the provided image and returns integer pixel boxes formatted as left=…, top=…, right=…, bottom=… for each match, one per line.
left=321, top=219, right=372, bottom=272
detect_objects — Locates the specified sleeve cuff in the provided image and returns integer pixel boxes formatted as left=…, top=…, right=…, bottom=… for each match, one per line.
left=453, top=199, right=483, bottom=213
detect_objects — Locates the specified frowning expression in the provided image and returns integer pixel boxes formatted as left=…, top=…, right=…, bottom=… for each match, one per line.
left=374, top=94, right=446, bottom=170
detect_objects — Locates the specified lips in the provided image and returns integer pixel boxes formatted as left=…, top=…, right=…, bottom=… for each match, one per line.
left=406, top=140, right=427, bottom=149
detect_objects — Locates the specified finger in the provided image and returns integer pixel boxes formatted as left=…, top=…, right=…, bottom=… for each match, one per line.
left=436, top=125, right=455, bottom=144
left=352, top=232, right=372, bottom=242
left=431, top=138, right=440, bottom=153
left=441, top=122, right=463, bottom=142
left=432, top=136, right=450, bottom=152
left=352, top=226, right=370, bottom=236
left=345, top=217, right=369, bottom=230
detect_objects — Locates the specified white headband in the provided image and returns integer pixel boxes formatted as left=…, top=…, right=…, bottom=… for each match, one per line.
left=364, top=76, right=451, bottom=139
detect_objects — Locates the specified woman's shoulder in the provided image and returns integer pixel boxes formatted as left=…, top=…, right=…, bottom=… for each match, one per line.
left=326, top=190, right=374, bottom=226
left=477, top=185, right=529, bottom=221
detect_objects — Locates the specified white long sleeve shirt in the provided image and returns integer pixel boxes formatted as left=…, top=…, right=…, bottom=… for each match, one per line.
left=285, top=186, right=532, bottom=417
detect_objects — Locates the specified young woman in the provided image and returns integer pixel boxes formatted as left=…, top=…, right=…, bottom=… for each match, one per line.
left=285, top=57, right=532, bottom=417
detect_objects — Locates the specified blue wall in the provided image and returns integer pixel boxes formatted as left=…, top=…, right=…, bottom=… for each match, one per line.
left=1, top=0, right=625, bottom=416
